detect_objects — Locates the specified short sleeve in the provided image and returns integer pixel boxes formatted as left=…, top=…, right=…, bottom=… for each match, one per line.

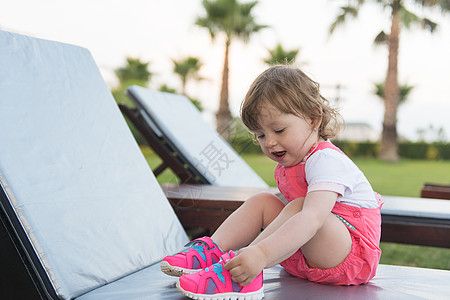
left=305, top=148, right=360, bottom=196
left=308, top=182, right=346, bottom=197
left=305, top=148, right=378, bottom=208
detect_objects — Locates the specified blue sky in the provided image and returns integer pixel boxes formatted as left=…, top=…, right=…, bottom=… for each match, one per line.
left=1, top=0, right=449, bottom=141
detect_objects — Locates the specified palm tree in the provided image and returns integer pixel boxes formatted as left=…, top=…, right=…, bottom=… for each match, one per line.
left=115, top=57, right=152, bottom=86
left=112, top=57, right=153, bottom=107
left=172, top=56, right=203, bottom=96
left=158, top=84, right=178, bottom=94
left=330, top=0, right=449, bottom=162
left=264, top=43, right=300, bottom=66
left=196, top=0, right=267, bottom=140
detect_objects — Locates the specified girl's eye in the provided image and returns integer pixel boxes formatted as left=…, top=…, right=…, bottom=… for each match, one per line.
left=256, top=134, right=265, bottom=140
left=275, top=128, right=285, bottom=134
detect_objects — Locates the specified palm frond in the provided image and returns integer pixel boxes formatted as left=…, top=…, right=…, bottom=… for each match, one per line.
left=397, top=6, right=439, bottom=32
left=329, top=5, right=359, bottom=34
left=374, top=30, right=388, bottom=45
left=399, top=7, right=421, bottom=29
left=410, top=0, right=450, bottom=12
left=440, top=0, right=450, bottom=11
left=195, top=17, right=218, bottom=39
left=421, top=18, right=438, bottom=32
left=196, top=0, right=266, bottom=43
left=264, top=43, right=300, bottom=65
left=239, top=1, right=258, bottom=15
left=374, top=82, right=384, bottom=98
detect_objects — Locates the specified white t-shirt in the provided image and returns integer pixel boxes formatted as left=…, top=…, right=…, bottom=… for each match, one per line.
left=305, top=148, right=379, bottom=209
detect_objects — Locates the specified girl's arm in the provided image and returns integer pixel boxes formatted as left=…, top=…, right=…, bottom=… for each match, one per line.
left=258, top=190, right=337, bottom=266
left=224, top=190, right=338, bottom=285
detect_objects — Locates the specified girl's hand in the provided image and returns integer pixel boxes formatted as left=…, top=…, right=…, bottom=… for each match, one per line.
left=224, top=245, right=266, bottom=286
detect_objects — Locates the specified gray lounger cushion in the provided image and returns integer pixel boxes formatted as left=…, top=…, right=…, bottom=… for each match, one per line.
left=382, top=195, right=450, bottom=219
left=76, top=264, right=450, bottom=299
left=0, top=30, right=187, bottom=299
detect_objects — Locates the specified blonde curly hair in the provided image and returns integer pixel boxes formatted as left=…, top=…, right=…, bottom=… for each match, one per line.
left=240, top=65, right=342, bottom=140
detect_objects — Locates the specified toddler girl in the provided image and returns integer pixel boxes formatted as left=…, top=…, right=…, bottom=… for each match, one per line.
left=161, top=65, right=383, bottom=300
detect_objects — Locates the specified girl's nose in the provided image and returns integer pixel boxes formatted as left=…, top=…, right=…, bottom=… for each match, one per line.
left=265, top=135, right=277, bottom=148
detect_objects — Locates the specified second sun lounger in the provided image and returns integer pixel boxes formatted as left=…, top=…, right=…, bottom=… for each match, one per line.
left=124, top=86, right=268, bottom=188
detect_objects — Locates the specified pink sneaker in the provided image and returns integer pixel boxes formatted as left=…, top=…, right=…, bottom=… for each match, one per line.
left=176, top=251, right=264, bottom=300
left=160, top=237, right=225, bottom=277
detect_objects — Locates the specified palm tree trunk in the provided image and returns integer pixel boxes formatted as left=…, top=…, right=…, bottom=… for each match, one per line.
left=379, top=0, right=401, bottom=162
left=216, top=38, right=232, bottom=141
left=181, top=79, right=187, bottom=96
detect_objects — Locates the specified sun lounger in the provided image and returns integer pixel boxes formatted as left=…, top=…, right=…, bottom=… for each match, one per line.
left=162, top=184, right=450, bottom=248
left=1, top=30, right=450, bottom=299
left=123, top=86, right=268, bottom=188
left=0, top=30, right=187, bottom=299
left=421, top=183, right=450, bottom=200
left=380, top=195, right=450, bottom=247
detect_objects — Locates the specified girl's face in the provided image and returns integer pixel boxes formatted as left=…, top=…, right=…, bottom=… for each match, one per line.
left=253, top=103, right=321, bottom=167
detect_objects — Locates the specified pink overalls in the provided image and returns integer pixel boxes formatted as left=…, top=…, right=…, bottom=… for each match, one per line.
left=275, top=142, right=383, bottom=285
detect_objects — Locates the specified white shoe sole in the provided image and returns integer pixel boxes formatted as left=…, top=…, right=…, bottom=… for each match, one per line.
left=176, top=280, right=264, bottom=300
left=160, top=261, right=202, bottom=277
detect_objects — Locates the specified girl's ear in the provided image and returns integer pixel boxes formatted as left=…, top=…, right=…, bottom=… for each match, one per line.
left=313, top=108, right=323, bottom=130
left=312, top=116, right=322, bottom=130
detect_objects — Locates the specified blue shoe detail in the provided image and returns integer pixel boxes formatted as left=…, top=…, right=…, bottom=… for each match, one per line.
left=191, top=244, right=207, bottom=262
left=182, top=240, right=218, bottom=264
left=212, top=261, right=226, bottom=285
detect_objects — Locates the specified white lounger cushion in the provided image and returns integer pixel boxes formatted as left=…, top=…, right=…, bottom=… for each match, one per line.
left=382, top=195, right=450, bottom=219
left=76, top=264, right=450, bottom=300
left=0, top=31, right=187, bottom=299
left=127, top=86, right=268, bottom=188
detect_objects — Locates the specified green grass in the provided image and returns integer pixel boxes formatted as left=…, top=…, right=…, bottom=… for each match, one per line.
left=142, top=147, right=450, bottom=270
left=380, top=242, right=450, bottom=270
left=141, top=147, right=182, bottom=184
left=352, top=158, right=450, bottom=197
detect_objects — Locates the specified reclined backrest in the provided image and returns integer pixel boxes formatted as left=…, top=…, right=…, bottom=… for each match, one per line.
left=0, top=31, right=187, bottom=299
left=126, top=86, right=268, bottom=188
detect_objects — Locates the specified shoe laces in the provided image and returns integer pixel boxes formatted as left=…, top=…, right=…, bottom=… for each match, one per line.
left=182, top=240, right=215, bottom=262
left=205, top=258, right=226, bottom=284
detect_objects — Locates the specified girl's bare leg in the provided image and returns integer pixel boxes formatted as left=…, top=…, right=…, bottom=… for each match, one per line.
left=211, top=192, right=285, bottom=251
left=301, top=213, right=352, bottom=269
